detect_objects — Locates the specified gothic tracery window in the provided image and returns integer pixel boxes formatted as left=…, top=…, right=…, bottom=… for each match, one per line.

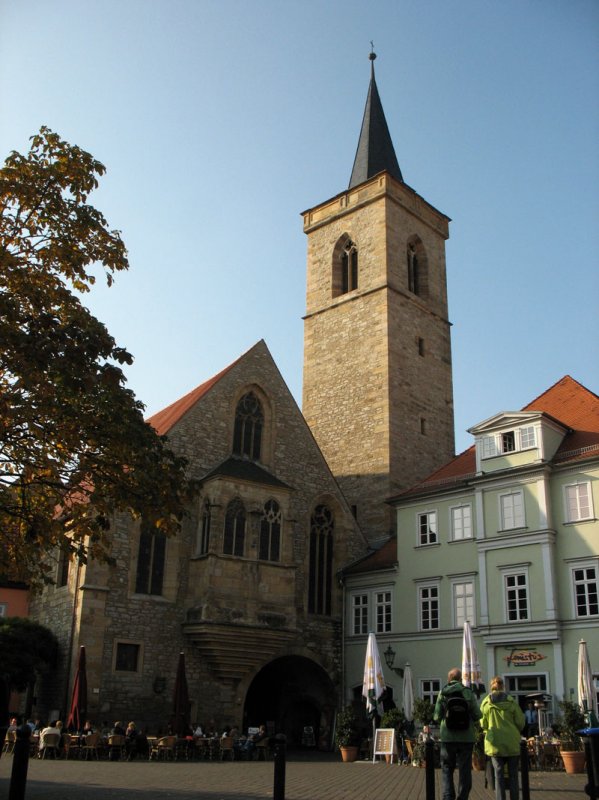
left=341, top=239, right=358, bottom=294
left=408, top=243, right=420, bottom=295
left=197, top=499, right=211, bottom=555
left=308, top=504, right=334, bottom=615
left=259, top=499, right=281, bottom=562
left=233, top=392, right=263, bottom=461
left=223, top=497, right=246, bottom=557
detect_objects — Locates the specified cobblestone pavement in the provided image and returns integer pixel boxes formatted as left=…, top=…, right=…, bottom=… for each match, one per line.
left=0, top=752, right=588, bottom=800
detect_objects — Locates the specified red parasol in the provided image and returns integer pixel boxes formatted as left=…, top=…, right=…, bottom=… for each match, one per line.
left=67, top=645, right=88, bottom=731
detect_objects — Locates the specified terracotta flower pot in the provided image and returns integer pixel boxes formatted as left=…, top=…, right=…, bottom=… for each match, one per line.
left=340, top=745, right=359, bottom=762
left=560, top=750, right=585, bottom=774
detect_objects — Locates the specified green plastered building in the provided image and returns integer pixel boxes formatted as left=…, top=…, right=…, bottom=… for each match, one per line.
left=342, top=375, right=599, bottom=725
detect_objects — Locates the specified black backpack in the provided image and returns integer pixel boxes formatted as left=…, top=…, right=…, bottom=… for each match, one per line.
left=444, top=694, right=470, bottom=730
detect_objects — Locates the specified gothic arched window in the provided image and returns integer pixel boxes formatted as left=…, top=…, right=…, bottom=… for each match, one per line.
left=308, top=504, right=334, bottom=615
left=135, top=525, right=166, bottom=595
left=341, top=239, right=358, bottom=294
left=407, top=243, right=420, bottom=295
left=407, top=238, right=429, bottom=298
left=223, top=497, right=246, bottom=557
left=197, top=499, right=211, bottom=555
left=259, top=499, right=281, bottom=562
left=233, top=392, right=263, bottom=461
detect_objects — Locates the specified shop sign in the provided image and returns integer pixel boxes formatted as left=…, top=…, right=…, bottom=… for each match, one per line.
left=503, top=648, right=547, bottom=667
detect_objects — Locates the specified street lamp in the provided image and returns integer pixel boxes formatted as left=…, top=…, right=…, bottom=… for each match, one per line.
left=383, top=645, right=404, bottom=677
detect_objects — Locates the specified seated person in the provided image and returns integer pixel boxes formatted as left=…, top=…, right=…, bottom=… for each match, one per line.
left=193, top=723, right=204, bottom=738
left=111, top=721, right=126, bottom=737
left=39, top=720, right=61, bottom=754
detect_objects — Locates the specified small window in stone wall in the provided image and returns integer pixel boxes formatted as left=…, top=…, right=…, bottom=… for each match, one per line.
left=114, top=642, right=141, bottom=672
left=57, top=549, right=70, bottom=587
left=0, top=603, right=7, bottom=617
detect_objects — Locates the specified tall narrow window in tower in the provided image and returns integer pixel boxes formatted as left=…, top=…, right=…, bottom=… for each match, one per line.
left=259, top=499, right=281, bottom=562
left=308, top=504, right=334, bottom=615
left=406, top=237, right=429, bottom=298
left=135, top=525, right=166, bottom=595
left=233, top=392, right=263, bottom=461
left=223, top=497, right=246, bottom=556
left=333, top=237, right=359, bottom=296
left=408, top=243, right=420, bottom=295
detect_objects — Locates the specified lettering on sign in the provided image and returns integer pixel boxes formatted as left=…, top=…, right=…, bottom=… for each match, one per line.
left=504, top=648, right=547, bottom=667
left=373, top=728, right=398, bottom=762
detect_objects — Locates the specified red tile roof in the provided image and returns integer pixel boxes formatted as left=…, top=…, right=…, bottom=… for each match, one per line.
left=343, top=536, right=398, bottom=576
left=394, top=375, right=599, bottom=499
left=146, top=357, right=242, bottom=436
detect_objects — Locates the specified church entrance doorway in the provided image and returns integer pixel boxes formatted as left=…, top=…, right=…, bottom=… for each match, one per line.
left=243, top=655, right=336, bottom=750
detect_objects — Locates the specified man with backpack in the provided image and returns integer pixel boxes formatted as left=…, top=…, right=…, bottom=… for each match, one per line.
left=434, top=667, right=481, bottom=800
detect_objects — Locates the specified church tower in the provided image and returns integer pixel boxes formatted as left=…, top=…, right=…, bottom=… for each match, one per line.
left=302, top=53, right=455, bottom=544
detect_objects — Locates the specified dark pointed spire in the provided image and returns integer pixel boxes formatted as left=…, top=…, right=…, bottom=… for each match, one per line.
left=348, top=50, right=403, bottom=189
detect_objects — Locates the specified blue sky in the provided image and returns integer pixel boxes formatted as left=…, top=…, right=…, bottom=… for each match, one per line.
left=1, top=0, right=598, bottom=455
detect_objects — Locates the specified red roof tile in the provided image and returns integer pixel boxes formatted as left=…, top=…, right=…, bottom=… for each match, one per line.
left=343, top=537, right=397, bottom=575
left=146, top=357, right=242, bottom=436
left=395, top=375, right=599, bottom=499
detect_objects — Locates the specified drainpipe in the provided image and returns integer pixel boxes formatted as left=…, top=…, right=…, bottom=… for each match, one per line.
left=339, top=574, right=345, bottom=707
left=63, top=558, right=82, bottom=719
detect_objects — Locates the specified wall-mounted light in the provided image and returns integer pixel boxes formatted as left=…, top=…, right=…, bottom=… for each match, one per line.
left=153, top=676, right=166, bottom=695
left=384, top=646, right=404, bottom=677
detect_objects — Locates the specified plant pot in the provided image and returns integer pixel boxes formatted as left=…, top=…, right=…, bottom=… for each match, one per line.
left=340, top=745, right=359, bottom=762
left=560, top=750, right=585, bottom=774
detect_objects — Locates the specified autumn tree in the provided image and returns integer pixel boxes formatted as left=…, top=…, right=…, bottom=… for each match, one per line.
left=0, top=127, right=190, bottom=588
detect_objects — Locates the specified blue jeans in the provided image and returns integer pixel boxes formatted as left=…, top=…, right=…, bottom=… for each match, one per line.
left=492, top=755, right=519, bottom=800
left=440, top=742, right=474, bottom=800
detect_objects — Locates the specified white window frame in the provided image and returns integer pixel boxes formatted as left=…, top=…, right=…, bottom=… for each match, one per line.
left=348, top=586, right=393, bottom=636
left=452, top=579, right=475, bottom=628
left=481, top=435, right=498, bottom=459
left=501, top=431, right=516, bottom=453
left=564, top=480, right=594, bottom=523
left=351, top=592, right=369, bottom=636
left=571, top=561, right=598, bottom=618
left=502, top=568, right=530, bottom=623
left=450, top=504, right=473, bottom=541
left=420, top=678, right=441, bottom=705
left=499, top=489, right=525, bottom=530
left=0, top=603, right=7, bottom=617
left=417, top=510, right=438, bottom=546
left=520, top=426, right=536, bottom=449
left=418, top=582, right=440, bottom=631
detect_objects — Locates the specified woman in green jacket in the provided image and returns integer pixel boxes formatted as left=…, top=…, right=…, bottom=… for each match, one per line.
left=480, top=676, right=525, bottom=800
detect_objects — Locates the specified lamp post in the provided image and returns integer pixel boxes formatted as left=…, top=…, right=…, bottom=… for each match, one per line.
left=383, top=646, right=404, bottom=678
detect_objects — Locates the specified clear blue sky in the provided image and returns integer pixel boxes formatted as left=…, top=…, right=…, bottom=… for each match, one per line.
left=1, top=0, right=598, bottom=455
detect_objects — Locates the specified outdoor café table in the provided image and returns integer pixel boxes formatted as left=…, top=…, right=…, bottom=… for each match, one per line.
left=194, top=737, right=210, bottom=760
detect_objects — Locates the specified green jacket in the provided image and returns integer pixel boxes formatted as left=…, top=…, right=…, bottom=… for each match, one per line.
left=480, top=691, right=525, bottom=757
left=433, top=681, right=481, bottom=743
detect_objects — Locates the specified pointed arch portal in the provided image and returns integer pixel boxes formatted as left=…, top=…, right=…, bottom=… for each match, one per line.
left=243, top=655, right=336, bottom=749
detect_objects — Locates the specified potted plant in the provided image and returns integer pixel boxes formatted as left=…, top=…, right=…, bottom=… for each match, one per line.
left=413, top=698, right=435, bottom=728
left=334, top=706, right=360, bottom=762
left=556, top=699, right=586, bottom=774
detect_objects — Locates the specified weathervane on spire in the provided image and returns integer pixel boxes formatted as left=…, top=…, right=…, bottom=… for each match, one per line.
left=369, top=42, right=377, bottom=76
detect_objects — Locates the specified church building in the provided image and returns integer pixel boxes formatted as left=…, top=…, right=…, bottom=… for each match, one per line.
left=29, top=54, right=457, bottom=742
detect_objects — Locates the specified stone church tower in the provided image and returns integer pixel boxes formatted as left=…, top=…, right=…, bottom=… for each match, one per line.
left=302, top=53, right=455, bottom=544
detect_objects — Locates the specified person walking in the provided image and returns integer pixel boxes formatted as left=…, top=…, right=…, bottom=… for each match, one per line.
left=434, top=667, right=481, bottom=800
left=480, top=676, right=525, bottom=800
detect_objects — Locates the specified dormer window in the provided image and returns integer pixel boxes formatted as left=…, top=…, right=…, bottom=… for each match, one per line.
left=520, top=426, right=536, bottom=449
left=501, top=431, right=515, bottom=453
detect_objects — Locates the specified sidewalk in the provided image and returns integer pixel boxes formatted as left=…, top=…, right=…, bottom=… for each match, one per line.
left=0, top=752, right=587, bottom=800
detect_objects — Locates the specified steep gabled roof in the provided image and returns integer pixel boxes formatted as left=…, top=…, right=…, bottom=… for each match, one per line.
left=348, top=53, right=403, bottom=189
left=392, top=375, right=599, bottom=501
left=146, top=352, right=246, bottom=436
left=201, top=457, right=291, bottom=490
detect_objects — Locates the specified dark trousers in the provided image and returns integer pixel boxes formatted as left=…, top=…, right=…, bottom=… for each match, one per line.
left=440, top=741, right=474, bottom=800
